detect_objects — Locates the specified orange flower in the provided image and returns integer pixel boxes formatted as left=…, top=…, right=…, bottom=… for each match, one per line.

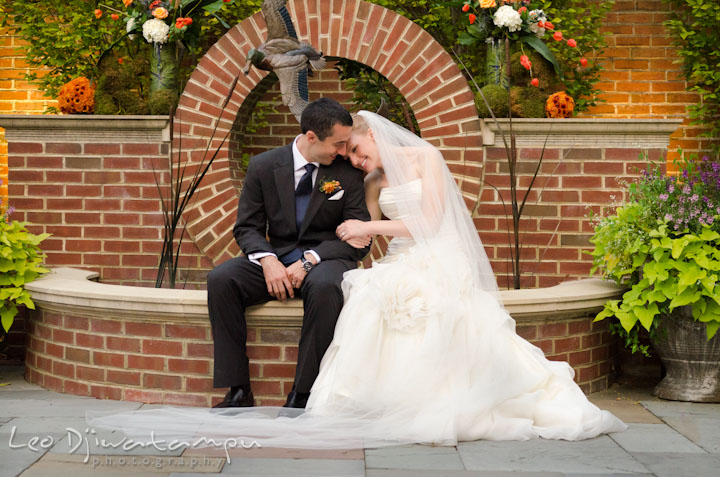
left=545, top=91, right=575, bottom=118
left=566, top=38, right=577, bottom=48
left=123, top=0, right=133, bottom=6
left=468, top=13, right=476, bottom=24
left=530, top=78, right=539, bottom=87
left=462, top=3, right=470, bottom=12
left=94, top=9, right=102, bottom=19
left=111, top=13, right=119, bottom=20
left=153, top=7, right=169, bottom=19
left=57, top=77, right=95, bottom=114
left=319, top=178, right=342, bottom=195
left=480, top=0, right=496, bottom=8
left=553, top=31, right=563, bottom=41
left=580, top=57, right=588, bottom=67
left=117, top=57, right=124, bottom=64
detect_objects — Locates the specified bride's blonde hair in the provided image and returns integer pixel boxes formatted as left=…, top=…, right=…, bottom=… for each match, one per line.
left=351, top=113, right=370, bottom=135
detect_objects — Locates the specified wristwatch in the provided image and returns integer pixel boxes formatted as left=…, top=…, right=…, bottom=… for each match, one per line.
left=300, top=254, right=314, bottom=273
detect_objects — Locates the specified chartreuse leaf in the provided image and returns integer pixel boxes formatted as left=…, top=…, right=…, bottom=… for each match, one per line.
left=1, top=306, right=18, bottom=333
left=669, top=288, right=702, bottom=310
left=635, top=302, right=659, bottom=331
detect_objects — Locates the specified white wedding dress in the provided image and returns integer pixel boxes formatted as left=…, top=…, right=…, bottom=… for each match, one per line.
left=306, top=179, right=626, bottom=443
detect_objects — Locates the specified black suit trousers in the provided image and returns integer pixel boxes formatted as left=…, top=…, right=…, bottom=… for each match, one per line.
left=207, top=256, right=353, bottom=393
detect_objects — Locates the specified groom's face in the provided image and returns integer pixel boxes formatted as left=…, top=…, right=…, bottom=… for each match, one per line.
left=306, top=124, right=352, bottom=165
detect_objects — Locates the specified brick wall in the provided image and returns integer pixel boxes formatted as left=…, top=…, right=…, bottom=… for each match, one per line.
left=4, top=117, right=212, bottom=288
left=23, top=305, right=617, bottom=406
left=0, top=20, right=57, bottom=208
left=587, top=0, right=715, bottom=162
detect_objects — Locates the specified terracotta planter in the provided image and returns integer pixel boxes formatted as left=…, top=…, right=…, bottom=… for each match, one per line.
left=652, top=307, right=720, bottom=402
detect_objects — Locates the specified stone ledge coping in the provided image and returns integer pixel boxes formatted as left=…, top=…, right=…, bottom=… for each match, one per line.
left=0, top=114, right=170, bottom=142
left=480, top=118, right=683, bottom=148
left=26, top=267, right=624, bottom=327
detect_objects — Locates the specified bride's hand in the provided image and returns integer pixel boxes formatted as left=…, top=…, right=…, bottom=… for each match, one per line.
left=345, top=235, right=371, bottom=249
left=336, top=219, right=368, bottom=241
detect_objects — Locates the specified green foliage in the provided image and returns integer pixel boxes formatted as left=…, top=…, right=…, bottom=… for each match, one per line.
left=0, top=0, right=126, bottom=100
left=663, top=0, right=720, bottom=156
left=336, top=60, right=419, bottom=132
left=476, top=84, right=509, bottom=118
left=590, top=153, right=720, bottom=355
left=536, top=0, right=615, bottom=112
left=509, top=85, right=546, bottom=118
left=0, top=217, right=50, bottom=334
left=94, top=53, right=150, bottom=115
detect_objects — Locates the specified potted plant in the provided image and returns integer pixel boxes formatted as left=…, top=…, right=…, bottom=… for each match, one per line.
left=589, top=154, right=720, bottom=402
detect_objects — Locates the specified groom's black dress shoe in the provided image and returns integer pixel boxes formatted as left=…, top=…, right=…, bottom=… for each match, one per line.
left=283, top=390, right=310, bottom=408
left=213, top=386, right=254, bottom=408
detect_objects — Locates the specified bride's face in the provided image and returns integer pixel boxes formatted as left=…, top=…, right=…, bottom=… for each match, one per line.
left=347, top=131, right=381, bottom=173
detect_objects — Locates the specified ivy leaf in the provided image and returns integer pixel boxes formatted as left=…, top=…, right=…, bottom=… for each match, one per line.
left=635, top=302, right=659, bottom=331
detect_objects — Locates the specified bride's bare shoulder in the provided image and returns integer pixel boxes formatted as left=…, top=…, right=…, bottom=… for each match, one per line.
left=364, top=170, right=386, bottom=191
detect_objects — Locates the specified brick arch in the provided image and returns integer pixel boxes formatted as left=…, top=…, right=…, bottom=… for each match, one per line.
left=177, top=0, right=483, bottom=265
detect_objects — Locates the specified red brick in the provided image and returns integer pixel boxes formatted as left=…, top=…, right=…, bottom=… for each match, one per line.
left=248, top=345, right=282, bottom=360
left=124, top=389, right=164, bottom=404
left=168, top=358, right=210, bottom=374
left=76, top=365, right=105, bottom=382
left=127, top=354, right=166, bottom=371
left=262, top=363, right=296, bottom=378
left=160, top=324, right=207, bottom=340
left=46, top=342, right=64, bottom=359
left=8, top=142, right=43, bottom=154
left=582, top=333, right=602, bottom=348
left=125, top=322, right=163, bottom=337
left=93, top=351, right=125, bottom=368
left=107, top=369, right=141, bottom=386
left=90, top=318, right=123, bottom=334
left=64, top=380, right=90, bottom=397
left=250, top=380, right=282, bottom=396
left=163, top=393, right=209, bottom=407
left=53, top=361, right=75, bottom=378
left=187, top=343, right=213, bottom=358
left=52, top=328, right=75, bottom=345
left=66, top=347, right=91, bottom=364
left=90, top=385, right=123, bottom=400
left=539, top=323, right=568, bottom=338
left=185, top=377, right=214, bottom=393
left=143, top=339, right=183, bottom=356
left=554, top=336, right=581, bottom=353
left=568, top=320, right=591, bottom=334
left=46, top=142, right=81, bottom=154
left=143, top=373, right=182, bottom=390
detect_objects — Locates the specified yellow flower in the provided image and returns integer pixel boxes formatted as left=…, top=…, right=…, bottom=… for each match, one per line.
left=480, top=0, right=497, bottom=8
left=153, top=7, right=169, bottom=19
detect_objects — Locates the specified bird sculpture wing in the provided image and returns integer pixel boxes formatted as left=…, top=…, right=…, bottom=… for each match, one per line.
left=275, top=64, right=310, bottom=123
left=261, top=0, right=298, bottom=41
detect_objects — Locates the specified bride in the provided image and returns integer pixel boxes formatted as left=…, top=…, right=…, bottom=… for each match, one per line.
left=88, top=111, right=625, bottom=447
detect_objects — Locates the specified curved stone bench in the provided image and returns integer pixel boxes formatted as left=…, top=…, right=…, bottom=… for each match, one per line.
left=23, top=267, right=624, bottom=406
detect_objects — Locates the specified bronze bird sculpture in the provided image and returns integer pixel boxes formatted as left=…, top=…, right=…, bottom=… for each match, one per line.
left=243, top=0, right=326, bottom=122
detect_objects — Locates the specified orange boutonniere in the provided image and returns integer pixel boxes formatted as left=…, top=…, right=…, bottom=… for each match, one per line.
left=318, top=178, right=342, bottom=195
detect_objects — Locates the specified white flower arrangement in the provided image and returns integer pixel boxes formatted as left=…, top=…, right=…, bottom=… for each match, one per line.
left=142, top=18, right=169, bottom=44
left=126, top=17, right=137, bottom=40
left=493, top=5, right=523, bottom=33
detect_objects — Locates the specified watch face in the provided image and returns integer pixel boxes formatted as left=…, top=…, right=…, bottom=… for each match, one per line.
left=303, top=262, right=313, bottom=272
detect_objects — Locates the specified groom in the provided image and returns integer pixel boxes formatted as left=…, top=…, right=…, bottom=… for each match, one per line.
left=208, top=98, right=371, bottom=408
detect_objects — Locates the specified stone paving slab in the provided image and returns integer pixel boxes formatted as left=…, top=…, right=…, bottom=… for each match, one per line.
left=631, top=451, right=720, bottom=477
left=640, top=400, right=720, bottom=418
left=20, top=452, right=225, bottom=476
left=661, top=415, right=720, bottom=454
left=588, top=395, right=662, bottom=424
left=457, top=436, right=648, bottom=474
left=183, top=445, right=364, bottom=460
left=364, top=444, right=465, bottom=470
left=1, top=398, right=141, bottom=418
left=187, top=457, right=364, bottom=476
left=609, top=423, right=706, bottom=454
left=0, top=447, right=47, bottom=477
left=366, top=471, right=563, bottom=477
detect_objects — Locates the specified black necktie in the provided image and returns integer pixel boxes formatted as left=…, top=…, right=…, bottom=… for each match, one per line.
left=295, top=163, right=316, bottom=232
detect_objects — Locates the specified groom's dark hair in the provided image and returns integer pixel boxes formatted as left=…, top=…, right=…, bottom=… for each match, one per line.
left=301, top=98, right=352, bottom=141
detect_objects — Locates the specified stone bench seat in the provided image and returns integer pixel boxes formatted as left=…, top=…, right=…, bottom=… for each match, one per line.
left=23, top=267, right=624, bottom=406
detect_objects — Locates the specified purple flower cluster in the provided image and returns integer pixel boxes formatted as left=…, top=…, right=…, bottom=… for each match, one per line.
left=633, top=155, right=720, bottom=235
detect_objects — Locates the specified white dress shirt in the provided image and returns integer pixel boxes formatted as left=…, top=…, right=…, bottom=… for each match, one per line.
left=247, top=136, right=322, bottom=266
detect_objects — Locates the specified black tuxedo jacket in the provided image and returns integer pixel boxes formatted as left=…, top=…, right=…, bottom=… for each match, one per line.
left=233, top=144, right=371, bottom=263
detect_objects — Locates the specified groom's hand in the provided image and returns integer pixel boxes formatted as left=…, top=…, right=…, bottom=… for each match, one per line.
left=286, top=260, right=308, bottom=290
left=259, top=255, right=294, bottom=301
